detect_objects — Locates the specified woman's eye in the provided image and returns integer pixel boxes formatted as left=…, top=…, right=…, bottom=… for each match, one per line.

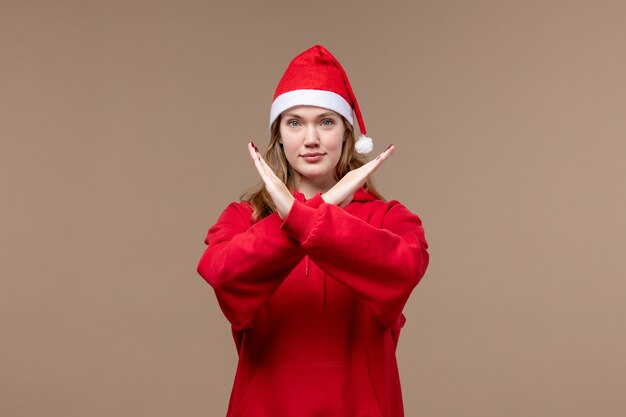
left=321, top=119, right=334, bottom=126
left=288, top=120, right=300, bottom=127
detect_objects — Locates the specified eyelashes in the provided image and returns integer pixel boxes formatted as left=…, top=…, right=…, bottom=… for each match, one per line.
left=286, top=119, right=335, bottom=127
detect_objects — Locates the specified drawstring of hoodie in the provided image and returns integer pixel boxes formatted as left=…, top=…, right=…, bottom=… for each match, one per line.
left=304, top=256, right=327, bottom=310
left=323, top=272, right=327, bottom=311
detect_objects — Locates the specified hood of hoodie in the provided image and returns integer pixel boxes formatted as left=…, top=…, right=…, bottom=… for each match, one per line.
left=293, top=187, right=379, bottom=203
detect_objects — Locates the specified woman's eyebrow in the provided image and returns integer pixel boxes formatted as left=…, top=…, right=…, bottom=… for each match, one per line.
left=283, top=112, right=337, bottom=119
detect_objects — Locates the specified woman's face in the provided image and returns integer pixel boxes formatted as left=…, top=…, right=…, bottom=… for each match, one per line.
left=279, top=105, right=346, bottom=191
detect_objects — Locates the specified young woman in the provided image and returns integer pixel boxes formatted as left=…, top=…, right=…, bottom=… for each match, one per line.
left=197, top=45, right=430, bottom=417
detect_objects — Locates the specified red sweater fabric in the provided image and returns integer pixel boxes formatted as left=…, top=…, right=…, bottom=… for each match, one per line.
left=197, top=188, right=430, bottom=417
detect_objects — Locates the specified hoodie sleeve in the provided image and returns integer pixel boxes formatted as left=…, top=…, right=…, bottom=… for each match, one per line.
left=279, top=198, right=429, bottom=329
left=196, top=194, right=325, bottom=330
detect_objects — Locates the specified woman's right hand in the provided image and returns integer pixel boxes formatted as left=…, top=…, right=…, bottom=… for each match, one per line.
left=248, top=142, right=295, bottom=219
left=322, top=144, right=395, bottom=208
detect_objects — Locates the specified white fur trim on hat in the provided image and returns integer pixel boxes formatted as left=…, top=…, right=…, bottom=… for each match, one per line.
left=269, top=89, right=354, bottom=131
left=355, top=135, right=374, bottom=155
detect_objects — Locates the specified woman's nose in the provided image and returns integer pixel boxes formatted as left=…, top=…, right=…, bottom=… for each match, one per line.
left=303, top=125, right=320, bottom=147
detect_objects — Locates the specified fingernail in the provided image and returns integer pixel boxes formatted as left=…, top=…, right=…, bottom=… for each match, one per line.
left=385, top=144, right=393, bottom=151
left=251, top=141, right=259, bottom=152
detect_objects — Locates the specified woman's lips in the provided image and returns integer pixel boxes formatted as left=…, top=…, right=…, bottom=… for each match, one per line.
left=301, top=153, right=325, bottom=163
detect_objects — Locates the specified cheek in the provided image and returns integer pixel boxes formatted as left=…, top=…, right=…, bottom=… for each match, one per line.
left=281, top=142, right=300, bottom=163
left=325, top=134, right=345, bottom=159
left=279, top=130, right=298, bottom=159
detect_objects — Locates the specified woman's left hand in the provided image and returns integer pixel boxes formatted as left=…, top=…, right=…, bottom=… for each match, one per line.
left=322, top=144, right=395, bottom=208
left=248, top=142, right=294, bottom=219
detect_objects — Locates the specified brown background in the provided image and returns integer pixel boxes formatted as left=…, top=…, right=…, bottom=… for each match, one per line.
left=1, top=1, right=625, bottom=416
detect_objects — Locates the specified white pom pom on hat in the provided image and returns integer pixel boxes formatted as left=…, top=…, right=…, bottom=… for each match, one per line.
left=354, top=135, right=373, bottom=154
left=269, top=45, right=374, bottom=155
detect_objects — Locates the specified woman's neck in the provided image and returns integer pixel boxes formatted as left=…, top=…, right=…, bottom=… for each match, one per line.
left=294, top=175, right=337, bottom=199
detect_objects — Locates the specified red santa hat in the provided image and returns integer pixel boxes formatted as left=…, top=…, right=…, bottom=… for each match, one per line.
left=269, top=44, right=374, bottom=155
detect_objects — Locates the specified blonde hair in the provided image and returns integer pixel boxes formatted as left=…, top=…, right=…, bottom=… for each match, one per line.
left=241, top=114, right=385, bottom=221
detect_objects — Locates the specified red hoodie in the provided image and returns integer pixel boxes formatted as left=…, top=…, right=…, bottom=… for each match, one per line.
left=197, top=188, right=430, bottom=417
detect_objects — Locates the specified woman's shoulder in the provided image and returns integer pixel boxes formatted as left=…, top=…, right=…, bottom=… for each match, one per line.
left=356, top=190, right=426, bottom=224
left=352, top=188, right=409, bottom=211
left=214, top=199, right=254, bottom=223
